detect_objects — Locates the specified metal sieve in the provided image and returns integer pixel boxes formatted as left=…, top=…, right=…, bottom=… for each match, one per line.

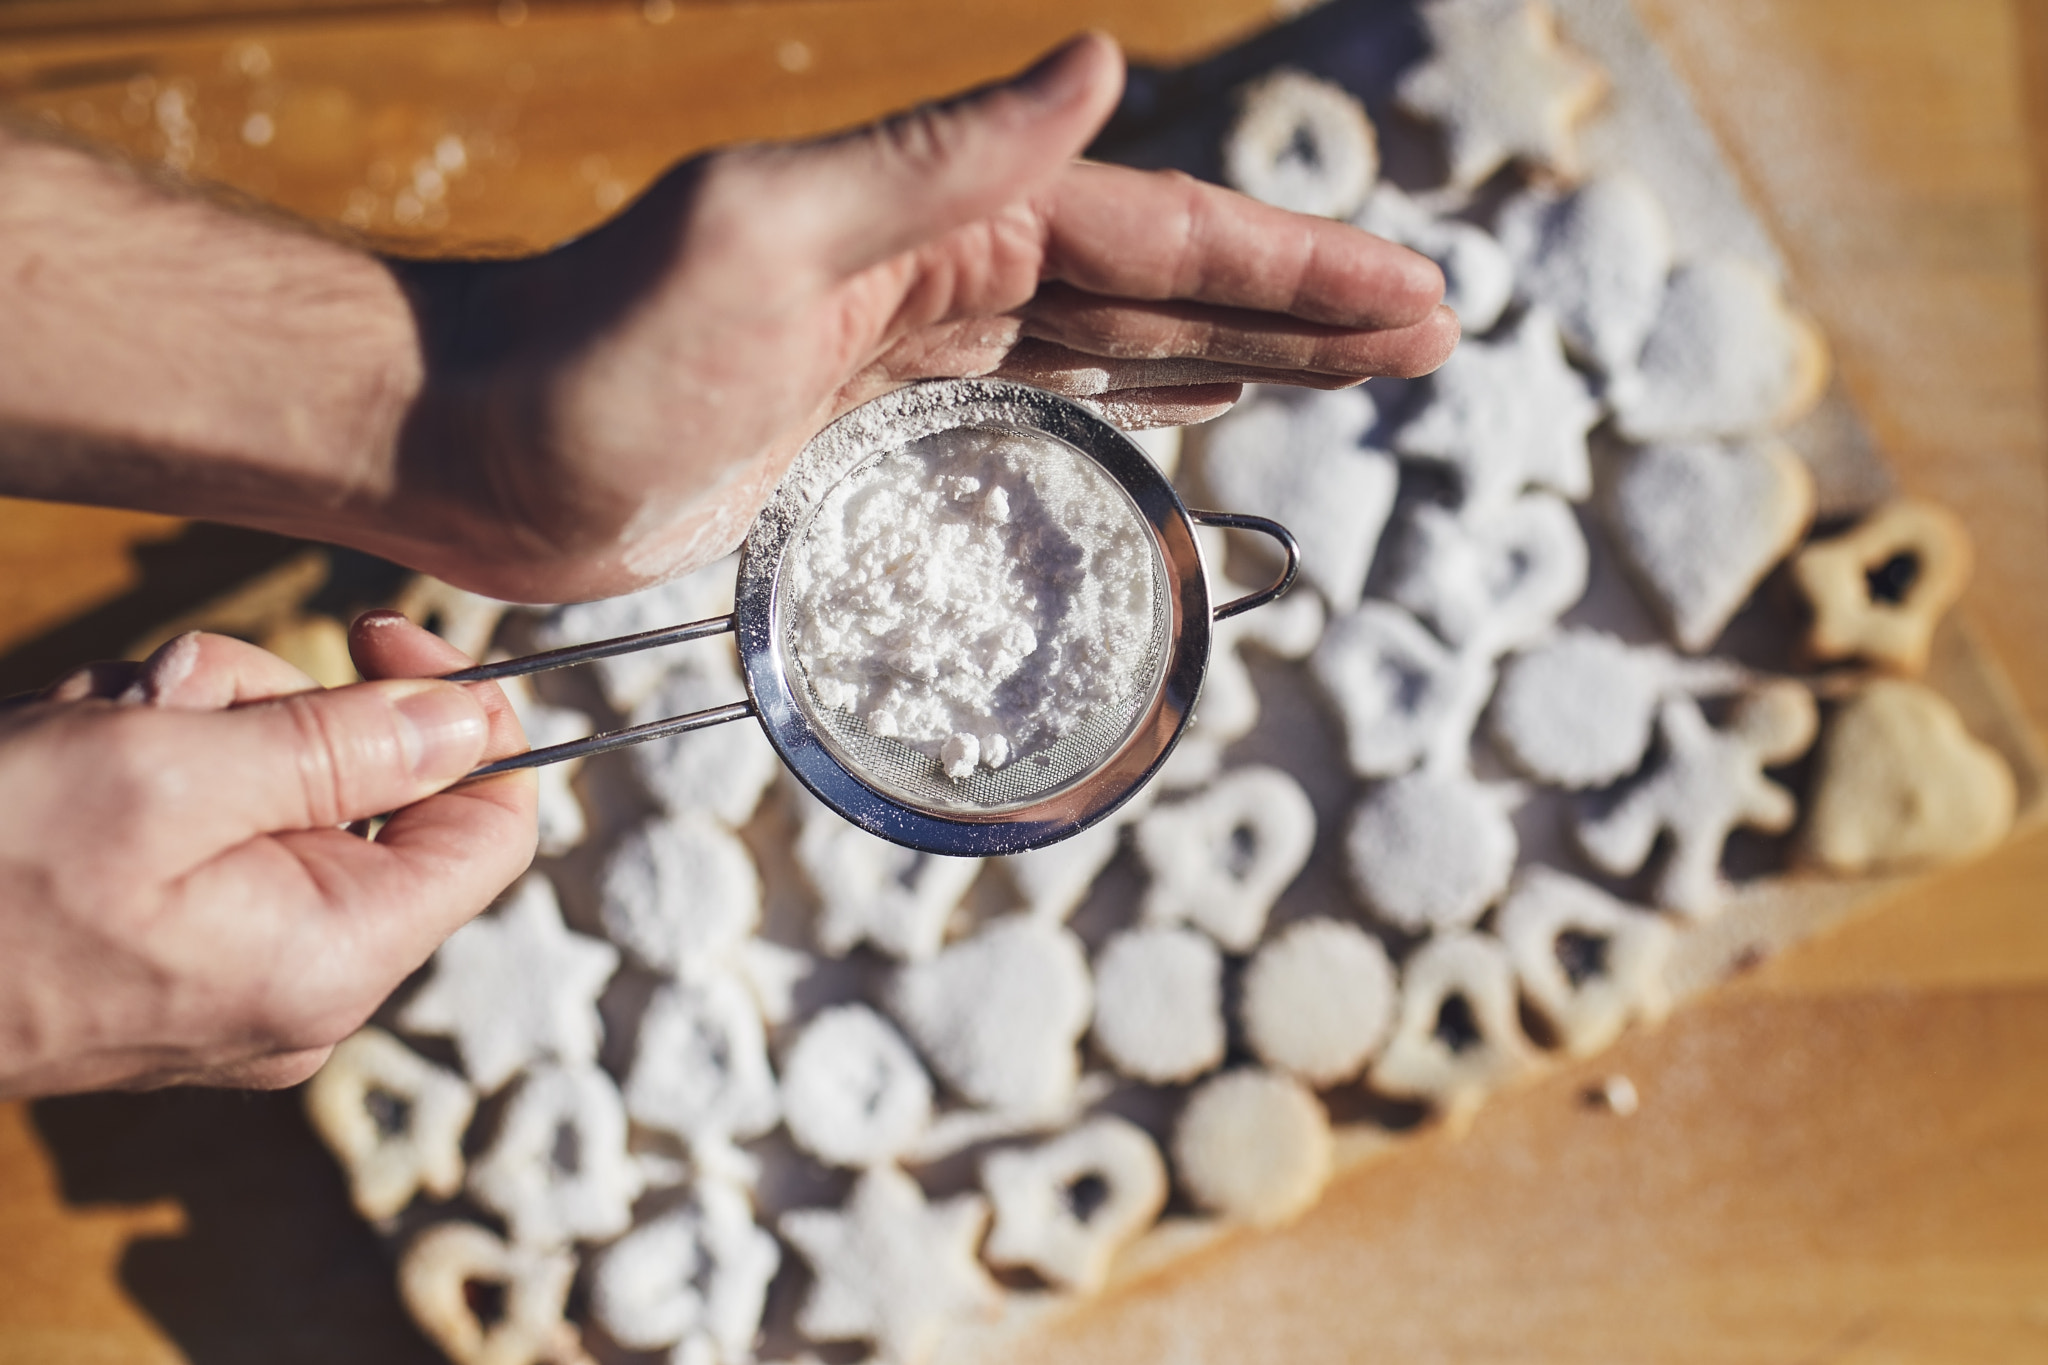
left=446, top=379, right=1298, bottom=856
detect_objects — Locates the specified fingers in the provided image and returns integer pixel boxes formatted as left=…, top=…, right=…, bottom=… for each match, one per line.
left=41, top=660, right=142, bottom=703
left=1017, top=285, right=1461, bottom=380
left=350, top=610, right=528, bottom=762
left=750, top=32, right=1125, bottom=277
left=1035, top=161, right=1447, bottom=330
left=131, top=631, right=322, bottom=709
left=1084, top=384, right=1245, bottom=430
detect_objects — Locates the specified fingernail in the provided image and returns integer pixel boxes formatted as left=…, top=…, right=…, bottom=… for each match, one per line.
left=392, top=681, right=489, bottom=780
left=1017, top=32, right=1109, bottom=109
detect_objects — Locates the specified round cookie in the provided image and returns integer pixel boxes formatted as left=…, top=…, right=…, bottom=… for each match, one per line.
left=1345, top=770, right=1519, bottom=932
left=1792, top=498, right=1973, bottom=675
left=598, top=812, right=761, bottom=976
left=1223, top=68, right=1378, bottom=219
left=1239, top=918, right=1399, bottom=1086
left=779, top=1004, right=933, bottom=1169
left=1089, top=925, right=1227, bottom=1086
left=1171, top=1069, right=1332, bottom=1227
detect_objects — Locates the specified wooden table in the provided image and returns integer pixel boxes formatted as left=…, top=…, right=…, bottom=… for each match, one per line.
left=1, top=2, right=2044, bottom=1361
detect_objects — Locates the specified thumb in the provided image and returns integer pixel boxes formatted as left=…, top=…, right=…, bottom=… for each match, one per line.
left=788, top=32, right=1125, bottom=276
left=171, top=678, right=491, bottom=844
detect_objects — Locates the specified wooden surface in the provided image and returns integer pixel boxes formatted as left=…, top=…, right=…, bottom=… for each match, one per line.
left=1, top=1, right=2046, bottom=1361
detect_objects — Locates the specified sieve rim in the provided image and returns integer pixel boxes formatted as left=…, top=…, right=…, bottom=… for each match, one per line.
left=733, top=380, right=1211, bottom=856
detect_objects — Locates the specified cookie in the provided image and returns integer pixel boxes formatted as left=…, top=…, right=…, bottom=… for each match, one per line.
left=628, top=656, right=779, bottom=827
left=1355, top=184, right=1515, bottom=333
left=1134, top=765, right=1317, bottom=952
left=981, top=1116, right=1169, bottom=1294
left=1383, top=492, right=1589, bottom=656
left=1223, top=68, right=1378, bottom=219
left=305, top=1027, right=476, bottom=1223
left=1394, top=0, right=1607, bottom=188
left=534, top=554, right=739, bottom=712
left=1126, top=424, right=1182, bottom=478
left=1496, top=173, right=1673, bottom=375
left=1602, top=436, right=1816, bottom=653
left=1392, top=307, right=1601, bottom=512
left=792, top=792, right=984, bottom=961
left=1310, top=601, right=1495, bottom=778
left=1000, top=817, right=1125, bottom=923
left=598, top=812, right=763, bottom=976
left=1487, top=628, right=1748, bottom=789
left=1156, top=528, right=1326, bottom=790
left=623, top=972, right=780, bottom=1146
left=1088, top=925, right=1227, bottom=1086
left=887, top=914, right=1093, bottom=1116
left=1345, top=770, right=1519, bottom=932
left=778, top=1165, right=1001, bottom=1365
left=1494, top=867, right=1674, bottom=1056
left=398, top=1221, right=586, bottom=1365
left=397, top=875, right=620, bottom=1093
left=734, top=938, right=813, bottom=1028
left=1367, top=931, right=1532, bottom=1125
left=1170, top=1069, right=1332, bottom=1227
left=778, top=1004, right=933, bottom=1169
left=501, top=675, right=593, bottom=858
left=1792, top=498, right=1973, bottom=675
left=588, top=1180, right=780, bottom=1358
left=1196, top=385, right=1399, bottom=611
left=1610, top=258, right=1830, bottom=442
left=468, top=1065, right=643, bottom=1248
left=1239, top=918, right=1399, bottom=1086
left=1575, top=683, right=1818, bottom=916
left=1802, top=678, right=2016, bottom=874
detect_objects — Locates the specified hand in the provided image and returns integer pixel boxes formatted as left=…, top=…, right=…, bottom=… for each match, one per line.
left=389, top=33, right=1457, bottom=601
left=0, top=618, right=533, bottom=1098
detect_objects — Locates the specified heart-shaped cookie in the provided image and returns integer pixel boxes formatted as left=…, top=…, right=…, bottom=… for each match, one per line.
left=1385, top=492, right=1589, bottom=656
left=1602, top=436, right=1815, bottom=652
left=1803, top=679, right=2016, bottom=874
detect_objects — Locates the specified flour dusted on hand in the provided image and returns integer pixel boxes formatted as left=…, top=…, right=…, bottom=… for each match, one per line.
left=785, top=427, right=1156, bottom=780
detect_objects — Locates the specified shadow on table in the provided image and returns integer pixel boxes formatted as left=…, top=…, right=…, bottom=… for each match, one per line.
left=30, top=1086, right=440, bottom=1365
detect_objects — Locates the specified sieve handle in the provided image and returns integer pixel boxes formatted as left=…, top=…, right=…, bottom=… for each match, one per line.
left=442, top=612, right=757, bottom=779
left=1191, top=511, right=1301, bottom=621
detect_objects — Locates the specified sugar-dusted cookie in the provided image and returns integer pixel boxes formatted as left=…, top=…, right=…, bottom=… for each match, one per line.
left=1223, top=68, right=1378, bottom=220
left=1488, top=628, right=1748, bottom=788
left=628, top=656, right=779, bottom=827
left=1345, top=770, right=1519, bottom=932
left=1240, top=918, right=1399, bottom=1086
left=1197, top=385, right=1398, bottom=611
left=1355, top=184, right=1514, bottom=333
left=779, top=1165, right=1001, bottom=1365
left=599, top=812, right=762, bottom=976
left=1602, top=436, right=1816, bottom=653
left=1157, top=528, right=1326, bottom=791
left=305, top=1027, right=475, bottom=1223
left=1134, top=766, right=1317, bottom=952
left=1576, top=682, right=1818, bottom=916
left=1310, top=601, right=1496, bottom=778
left=888, top=914, right=1093, bottom=1116
left=1494, top=868, right=1674, bottom=1056
left=398, top=1221, right=586, bottom=1365
left=981, top=1116, right=1169, bottom=1294
left=1171, top=1069, right=1332, bottom=1227
left=624, top=972, right=780, bottom=1146
left=1000, top=817, right=1124, bottom=923
left=1393, top=308, right=1601, bottom=512
left=1383, top=492, right=1589, bottom=656
left=468, top=1065, right=643, bottom=1248
left=1496, top=173, right=1673, bottom=376
left=1802, top=678, right=2016, bottom=875
left=791, top=790, right=983, bottom=961
left=1367, top=931, right=1532, bottom=1126
left=534, top=554, right=739, bottom=713
left=1395, top=0, right=1607, bottom=188
left=588, top=1180, right=780, bottom=1358
left=779, top=1004, right=933, bottom=1169
left=398, top=874, right=620, bottom=1093
left=1610, top=258, right=1830, bottom=442
left=1792, top=499, right=1973, bottom=675
left=501, top=675, right=593, bottom=858
left=1089, top=925, right=1227, bottom=1086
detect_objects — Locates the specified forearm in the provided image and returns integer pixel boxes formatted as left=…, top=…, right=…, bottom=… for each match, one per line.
left=0, top=124, right=428, bottom=539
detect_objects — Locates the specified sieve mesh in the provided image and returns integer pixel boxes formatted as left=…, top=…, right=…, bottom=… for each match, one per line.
left=779, top=426, right=1172, bottom=815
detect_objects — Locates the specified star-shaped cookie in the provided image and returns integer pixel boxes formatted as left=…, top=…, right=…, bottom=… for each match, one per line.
left=1395, top=0, right=1607, bottom=187
left=396, top=874, right=619, bottom=1092
left=779, top=1165, right=1000, bottom=1365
